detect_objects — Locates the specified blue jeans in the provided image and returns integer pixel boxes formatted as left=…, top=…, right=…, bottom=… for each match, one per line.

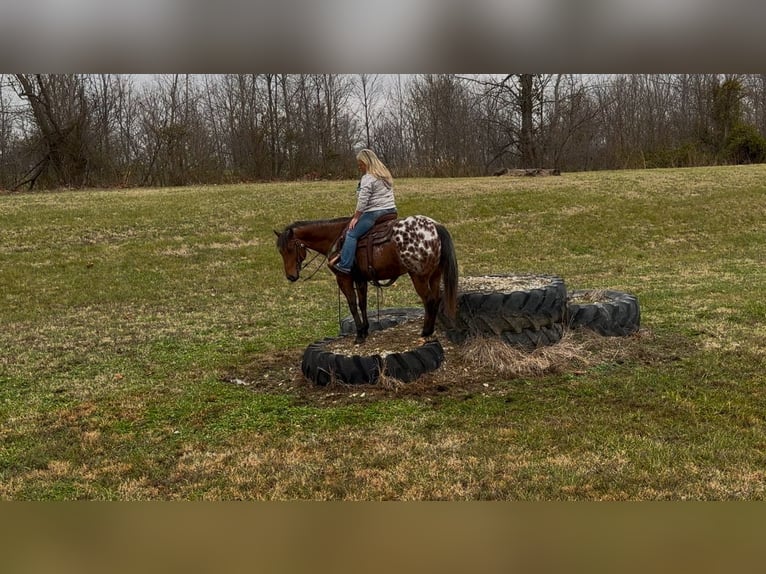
left=338, top=208, right=397, bottom=270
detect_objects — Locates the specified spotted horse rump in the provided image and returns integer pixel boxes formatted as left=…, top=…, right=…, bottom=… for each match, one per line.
left=392, top=215, right=441, bottom=274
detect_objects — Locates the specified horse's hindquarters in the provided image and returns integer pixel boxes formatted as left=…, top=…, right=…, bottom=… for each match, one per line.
left=392, top=216, right=441, bottom=276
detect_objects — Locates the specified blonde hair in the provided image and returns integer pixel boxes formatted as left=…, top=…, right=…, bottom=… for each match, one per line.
left=356, top=149, right=393, bottom=187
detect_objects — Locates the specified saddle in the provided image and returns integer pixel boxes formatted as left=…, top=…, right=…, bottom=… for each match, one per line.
left=331, top=212, right=399, bottom=285
left=357, top=212, right=398, bottom=250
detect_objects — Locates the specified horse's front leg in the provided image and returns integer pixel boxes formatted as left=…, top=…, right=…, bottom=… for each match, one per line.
left=355, top=280, right=370, bottom=344
left=337, top=276, right=365, bottom=345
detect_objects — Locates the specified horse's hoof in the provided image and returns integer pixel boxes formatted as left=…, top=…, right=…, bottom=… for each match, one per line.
left=354, top=336, right=366, bottom=345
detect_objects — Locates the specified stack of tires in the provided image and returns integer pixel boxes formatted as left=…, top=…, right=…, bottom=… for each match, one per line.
left=438, top=274, right=568, bottom=349
left=299, top=274, right=641, bottom=386
left=438, top=274, right=640, bottom=350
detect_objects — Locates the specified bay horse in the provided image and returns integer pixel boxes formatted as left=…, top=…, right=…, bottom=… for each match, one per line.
left=275, top=215, right=458, bottom=344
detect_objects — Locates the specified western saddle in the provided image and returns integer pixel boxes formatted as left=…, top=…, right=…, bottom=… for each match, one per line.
left=330, top=212, right=399, bottom=285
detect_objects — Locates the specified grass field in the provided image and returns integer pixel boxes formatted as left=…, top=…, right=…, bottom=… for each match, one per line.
left=1, top=165, right=766, bottom=500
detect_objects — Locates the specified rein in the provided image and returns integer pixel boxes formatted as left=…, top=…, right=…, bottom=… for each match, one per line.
left=296, top=244, right=326, bottom=281
left=295, top=226, right=348, bottom=282
left=288, top=225, right=392, bottom=330
left=336, top=274, right=385, bottom=332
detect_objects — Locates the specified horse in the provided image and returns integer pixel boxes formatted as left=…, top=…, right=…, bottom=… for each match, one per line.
left=275, top=215, right=458, bottom=344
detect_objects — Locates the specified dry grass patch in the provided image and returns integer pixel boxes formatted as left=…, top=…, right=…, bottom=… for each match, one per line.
left=567, top=289, right=608, bottom=304
left=457, top=331, right=590, bottom=378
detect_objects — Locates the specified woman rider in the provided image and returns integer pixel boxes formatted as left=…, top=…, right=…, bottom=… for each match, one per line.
left=330, top=149, right=397, bottom=274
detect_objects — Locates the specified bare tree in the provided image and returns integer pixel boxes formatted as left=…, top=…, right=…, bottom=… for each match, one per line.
left=210, top=74, right=264, bottom=180
left=465, top=74, right=557, bottom=171
left=0, top=75, right=21, bottom=189
left=353, top=74, right=385, bottom=149
left=263, top=73, right=283, bottom=178
left=10, top=74, right=92, bottom=190
left=406, top=74, right=482, bottom=176
left=374, top=75, right=415, bottom=174
left=82, top=74, right=139, bottom=187
left=136, top=74, right=219, bottom=186
left=743, top=74, right=766, bottom=135
left=518, top=74, right=537, bottom=167
left=539, top=75, right=605, bottom=171
left=4, top=73, right=766, bottom=190
left=283, top=74, right=356, bottom=178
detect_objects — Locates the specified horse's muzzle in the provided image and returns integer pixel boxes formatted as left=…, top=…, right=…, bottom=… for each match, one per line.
left=287, top=274, right=299, bottom=282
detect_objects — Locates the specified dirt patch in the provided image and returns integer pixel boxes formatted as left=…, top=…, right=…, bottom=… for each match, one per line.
left=222, top=321, right=660, bottom=407
left=326, top=321, right=431, bottom=357
left=457, top=275, right=551, bottom=293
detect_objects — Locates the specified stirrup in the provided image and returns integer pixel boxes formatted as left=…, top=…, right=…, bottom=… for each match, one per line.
left=332, top=263, right=351, bottom=274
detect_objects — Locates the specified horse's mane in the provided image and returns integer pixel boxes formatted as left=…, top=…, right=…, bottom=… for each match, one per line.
left=287, top=216, right=350, bottom=230
left=276, top=216, right=351, bottom=249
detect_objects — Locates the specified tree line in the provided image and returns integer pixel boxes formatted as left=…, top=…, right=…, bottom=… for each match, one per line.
left=1, top=73, right=765, bottom=191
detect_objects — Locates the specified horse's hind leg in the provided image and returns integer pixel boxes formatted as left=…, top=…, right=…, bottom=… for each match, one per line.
left=355, top=280, right=370, bottom=343
left=411, top=273, right=440, bottom=338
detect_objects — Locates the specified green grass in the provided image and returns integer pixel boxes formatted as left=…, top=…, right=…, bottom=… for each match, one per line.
left=2, top=166, right=766, bottom=499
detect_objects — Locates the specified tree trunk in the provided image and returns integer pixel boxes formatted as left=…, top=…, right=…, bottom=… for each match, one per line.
left=519, top=74, right=537, bottom=167
left=13, top=74, right=89, bottom=189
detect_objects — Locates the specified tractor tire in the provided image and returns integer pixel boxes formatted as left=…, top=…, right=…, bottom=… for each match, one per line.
left=443, top=323, right=565, bottom=350
left=566, top=289, right=640, bottom=336
left=499, top=323, right=565, bottom=349
left=438, top=274, right=568, bottom=336
left=301, top=337, right=444, bottom=386
left=339, top=307, right=425, bottom=336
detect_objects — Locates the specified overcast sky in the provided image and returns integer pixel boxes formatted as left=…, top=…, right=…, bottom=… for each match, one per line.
left=0, top=0, right=763, bottom=71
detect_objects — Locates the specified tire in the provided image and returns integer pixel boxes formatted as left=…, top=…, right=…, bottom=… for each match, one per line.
left=566, top=289, right=640, bottom=336
left=339, top=307, right=425, bottom=336
left=500, top=323, right=564, bottom=349
left=301, top=337, right=444, bottom=386
left=382, top=341, right=444, bottom=383
left=301, top=338, right=381, bottom=386
left=443, top=323, right=564, bottom=350
left=438, top=274, right=568, bottom=336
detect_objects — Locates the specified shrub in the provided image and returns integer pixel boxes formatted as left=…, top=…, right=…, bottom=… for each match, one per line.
left=724, top=123, right=766, bottom=164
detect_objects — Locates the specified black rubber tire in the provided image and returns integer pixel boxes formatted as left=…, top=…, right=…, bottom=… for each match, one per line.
left=382, top=341, right=444, bottom=383
left=438, top=274, right=568, bottom=336
left=339, top=307, right=425, bottom=336
left=301, top=338, right=381, bottom=386
left=444, top=323, right=564, bottom=350
left=301, top=337, right=444, bottom=386
left=500, top=323, right=565, bottom=349
left=566, top=289, right=640, bottom=336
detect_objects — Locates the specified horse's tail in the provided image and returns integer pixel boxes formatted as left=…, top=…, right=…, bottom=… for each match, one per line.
left=436, top=223, right=458, bottom=318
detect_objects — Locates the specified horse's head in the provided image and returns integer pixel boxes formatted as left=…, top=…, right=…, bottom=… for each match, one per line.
left=274, top=227, right=306, bottom=282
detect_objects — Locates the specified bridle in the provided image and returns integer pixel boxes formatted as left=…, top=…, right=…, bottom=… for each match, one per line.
left=289, top=237, right=326, bottom=281
left=290, top=237, right=308, bottom=272
left=279, top=225, right=388, bottom=329
left=278, top=225, right=346, bottom=282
